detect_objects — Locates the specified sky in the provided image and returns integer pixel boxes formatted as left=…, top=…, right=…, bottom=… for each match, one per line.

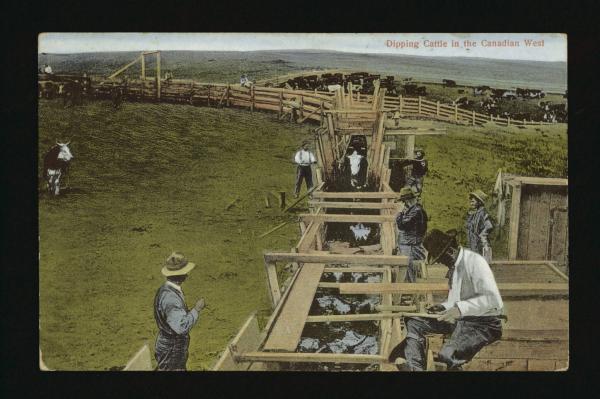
left=38, top=33, right=567, bottom=62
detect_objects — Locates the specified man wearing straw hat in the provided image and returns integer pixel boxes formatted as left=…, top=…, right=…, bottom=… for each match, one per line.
left=153, top=252, right=205, bottom=371
left=388, top=229, right=504, bottom=371
left=465, top=189, right=494, bottom=261
left=395, top=187, right=428, bottom=283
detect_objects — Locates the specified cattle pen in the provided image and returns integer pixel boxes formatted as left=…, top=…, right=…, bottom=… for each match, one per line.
left=39, top=53, right=568, bottom=371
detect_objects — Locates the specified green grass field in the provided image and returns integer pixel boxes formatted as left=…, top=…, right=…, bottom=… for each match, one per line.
left=38, top=97, right=567, bottom=370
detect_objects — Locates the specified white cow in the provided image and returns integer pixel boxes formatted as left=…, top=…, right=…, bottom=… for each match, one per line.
left=347, top=150, right=364, bottom=188
left=43, top=141, right=74, bottom=196
left=327, top=84, right=342, bottom=92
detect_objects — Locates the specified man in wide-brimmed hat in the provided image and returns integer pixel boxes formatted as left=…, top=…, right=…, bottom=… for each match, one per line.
left=153, top=252, right=205, bottom=371
left=388, top=229, right=504, bottom=371
left=395, top=187, right=428, bottom=282
left=293, top=141, right=316, bottom=198
left=465, top=189, right=494, bottom=260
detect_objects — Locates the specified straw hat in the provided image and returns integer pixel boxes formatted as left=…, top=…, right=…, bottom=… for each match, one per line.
left=469, top=189, right=488, bottom=204
left=161, top=252, right=196, bottom=277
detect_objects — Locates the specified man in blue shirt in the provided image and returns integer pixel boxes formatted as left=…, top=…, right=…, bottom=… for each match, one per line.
left=395, top=187, right=428, bottom=282
left=154, top=252, right=205, bottom=371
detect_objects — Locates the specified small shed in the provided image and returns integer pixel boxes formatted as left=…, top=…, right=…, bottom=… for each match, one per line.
left=496, top=174, right=568, bottom=266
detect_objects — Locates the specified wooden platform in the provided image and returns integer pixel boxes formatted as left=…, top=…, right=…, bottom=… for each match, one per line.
left=262, top=263, right=325, bottom=351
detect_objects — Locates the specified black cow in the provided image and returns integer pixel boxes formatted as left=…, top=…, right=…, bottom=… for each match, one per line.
left=443, top=79, right=457, bottom=87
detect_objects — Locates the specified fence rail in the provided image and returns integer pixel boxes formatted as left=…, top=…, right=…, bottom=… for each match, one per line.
left=84, top=77, right=559, bottom=127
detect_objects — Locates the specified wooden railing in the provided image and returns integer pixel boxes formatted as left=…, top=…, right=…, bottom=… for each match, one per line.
left=89, top=78, right=558, bottom=127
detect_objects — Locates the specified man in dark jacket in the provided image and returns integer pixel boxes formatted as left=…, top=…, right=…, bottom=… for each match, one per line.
left=465, top=189, right=493, bottom=260
left=154, top=252, right=205, bottom=371
left=395, top=187, right=428, bottom=282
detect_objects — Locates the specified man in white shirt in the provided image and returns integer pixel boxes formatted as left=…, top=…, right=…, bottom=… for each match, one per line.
left=293, top=141, right=316, bottom=198
left=389, top=229, right=504, bottom=371
left=43, top=64, right=53, bottom=74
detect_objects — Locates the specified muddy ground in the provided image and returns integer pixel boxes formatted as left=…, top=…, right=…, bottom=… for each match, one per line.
left=38, top=99, right=567, bottom=370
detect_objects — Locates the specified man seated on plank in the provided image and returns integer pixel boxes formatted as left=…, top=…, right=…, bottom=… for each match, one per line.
left=389, top=229, right=504, bottom=371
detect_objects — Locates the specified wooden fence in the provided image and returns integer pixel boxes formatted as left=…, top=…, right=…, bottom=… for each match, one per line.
left=90, top=78, right=558, bottom=127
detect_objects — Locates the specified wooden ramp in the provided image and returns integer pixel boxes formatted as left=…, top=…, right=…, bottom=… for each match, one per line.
left=262, top=263, right=325, bottom=351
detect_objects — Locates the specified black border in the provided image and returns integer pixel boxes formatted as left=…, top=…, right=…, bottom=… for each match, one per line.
left=2, top=1, right=599, bottom=397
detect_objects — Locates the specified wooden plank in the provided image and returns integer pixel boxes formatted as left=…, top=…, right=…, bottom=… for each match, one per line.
left=108, top=55, right=141, bottom=79
left=338, top=282, right=569, bottom=295
left=300, top=214, right=395, bottom=223
left=264, top=260, right=281, bottom=307
left=544, top=262, right=569, bottom=281
left=508, top=177, right=568, bottom=186
left=213, top=313, right=264, bottom=371
left=474, top=340, right=568, bottom=360
left=527, top=359, right=560, bottom=371
left=263, top=263, right=326, bottom=351
left=307, top=201, right=400, bottom=210
left=296, top=221, right=321, bottom=253
left=463, top=359, right=529, bottom=371
left=312, top=191, right=401, bottom=199
left=508, top=183, right=522, bottom=260
left=123, top=344, right=152, bottom=371
left=323, top=267, right=386, bottom=273
left=239, top=352, right=385, bottom=364
left=264, top=252, right=409, bottom=265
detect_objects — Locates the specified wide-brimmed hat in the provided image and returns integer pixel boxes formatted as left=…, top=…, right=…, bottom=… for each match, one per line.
left=469, top=189, right=488, bottom=204
left=161, top=252, right=196, bottom=277
left=399, top=187, right=416, bottom=201
left=423, top=229, right=458, bottom=264
left=414, top=148, right=425, bottom=156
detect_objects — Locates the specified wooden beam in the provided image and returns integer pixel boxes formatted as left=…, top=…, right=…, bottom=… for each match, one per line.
left=300, top=214, right=396, bottom=223
left=283, top=182, right=324, bottom=213
left=312, top=192, right=400, bottom=199
left=323, top=267, right=386, bottom=273
left=308, top=201, right=400, bottom=210
left=305, top=312, right=434, bottom=322
left=264, top=252, right=409, bottom=265
left=508, top=182, right=522, bottom=260
left=262, top=263, right=325, bottom=351
left=108, top=55, right=141, bottom=79
left=384, top=129, right=447, bottom=136
left=296, top=220, right=321, bottom=253
left=238, top=352, right=386, bottom=364
left=338, top=282, right=569, bottom=295
left=264, top=260, right=281, bottom=307
left=544, top=262, right=569, bottom=281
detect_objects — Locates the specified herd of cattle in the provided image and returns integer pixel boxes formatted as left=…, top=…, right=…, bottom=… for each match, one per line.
left=274, top=72, right=399, bottom=95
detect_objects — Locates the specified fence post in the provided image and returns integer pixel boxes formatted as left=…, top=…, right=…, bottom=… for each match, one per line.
left=226, top=85, right=230, bottom=107
left=507, top=116, right=511, bottom=126
left=320, top=101, right=324, bottom=125
left=473, top=110, right=476, bottom=126
left=278, top=90, right=283, bottom=118
left=454, top=103, right=458, bottom=122
left=418, top=96, right=422, bottom=114
left=399, top=95, right=403, bottom=113
left=436, top=101, right=440, bottom=117
left=251, top=86, right=255, bottom=112
left=299, top=95, right=304, bottom=119
left=207, top=85, right=211, bottom=106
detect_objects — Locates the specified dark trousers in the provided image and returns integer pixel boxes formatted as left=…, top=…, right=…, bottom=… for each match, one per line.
left=403, top=316, right=502, bottom=370
left=155, top=333, right=190, bottom=371
left=398, top=243, right=427, bottom=282
left=294, top=165, right=313, bottom=195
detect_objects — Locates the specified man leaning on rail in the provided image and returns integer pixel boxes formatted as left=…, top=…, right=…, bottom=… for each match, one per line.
left=389, top=229, right=505, bottom=371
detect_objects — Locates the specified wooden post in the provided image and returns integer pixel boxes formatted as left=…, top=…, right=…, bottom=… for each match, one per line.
left=418, top=96, right=422, bottom=114
left=507, top=116, right=511, bottom=126
left=348, top=82, right=353, bottom=106
left=278, top=90, right=283, bottom=118
left=299, top=95, right=304, bottom=120
left=508, top=183, right=522, bottom=260
left=406, top=135, right=415, bottom=159
left=251, top=86, right=255, bottom=112
left=473, top=110, right=476, bottom=126
left=226, top=85, right=231, bottom=107
left=207, top=85, right=211, bottom=106
left=156, top=52, right=161, bottom=100
left=399, top=95, right=403, bottom=113
left=454, top=103, right=458, bottom=121
left=436, top=101, right=440, bottom=117
left=140, top=54, right=145, bottom=97
left=279, top=191, right=286, bottom=209
left=264, top=260, right=281, bottom=307
left=320, top=101, right=324, bottom=125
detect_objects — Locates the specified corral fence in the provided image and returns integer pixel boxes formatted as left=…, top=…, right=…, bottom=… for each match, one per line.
left=52, top=75, right=559, bottom=128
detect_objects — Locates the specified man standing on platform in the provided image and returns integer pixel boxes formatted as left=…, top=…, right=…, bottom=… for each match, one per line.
left=395, top=187, right=428, bottom=282
left=293, top=141, right=316, bottom=198
left=465, top=189, right=494, bottom=261
left=154, top=252, right=205, bottom=371
left=389, top=229, right=504, bottom=371
left=399, top=148, right=428, bottom=196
